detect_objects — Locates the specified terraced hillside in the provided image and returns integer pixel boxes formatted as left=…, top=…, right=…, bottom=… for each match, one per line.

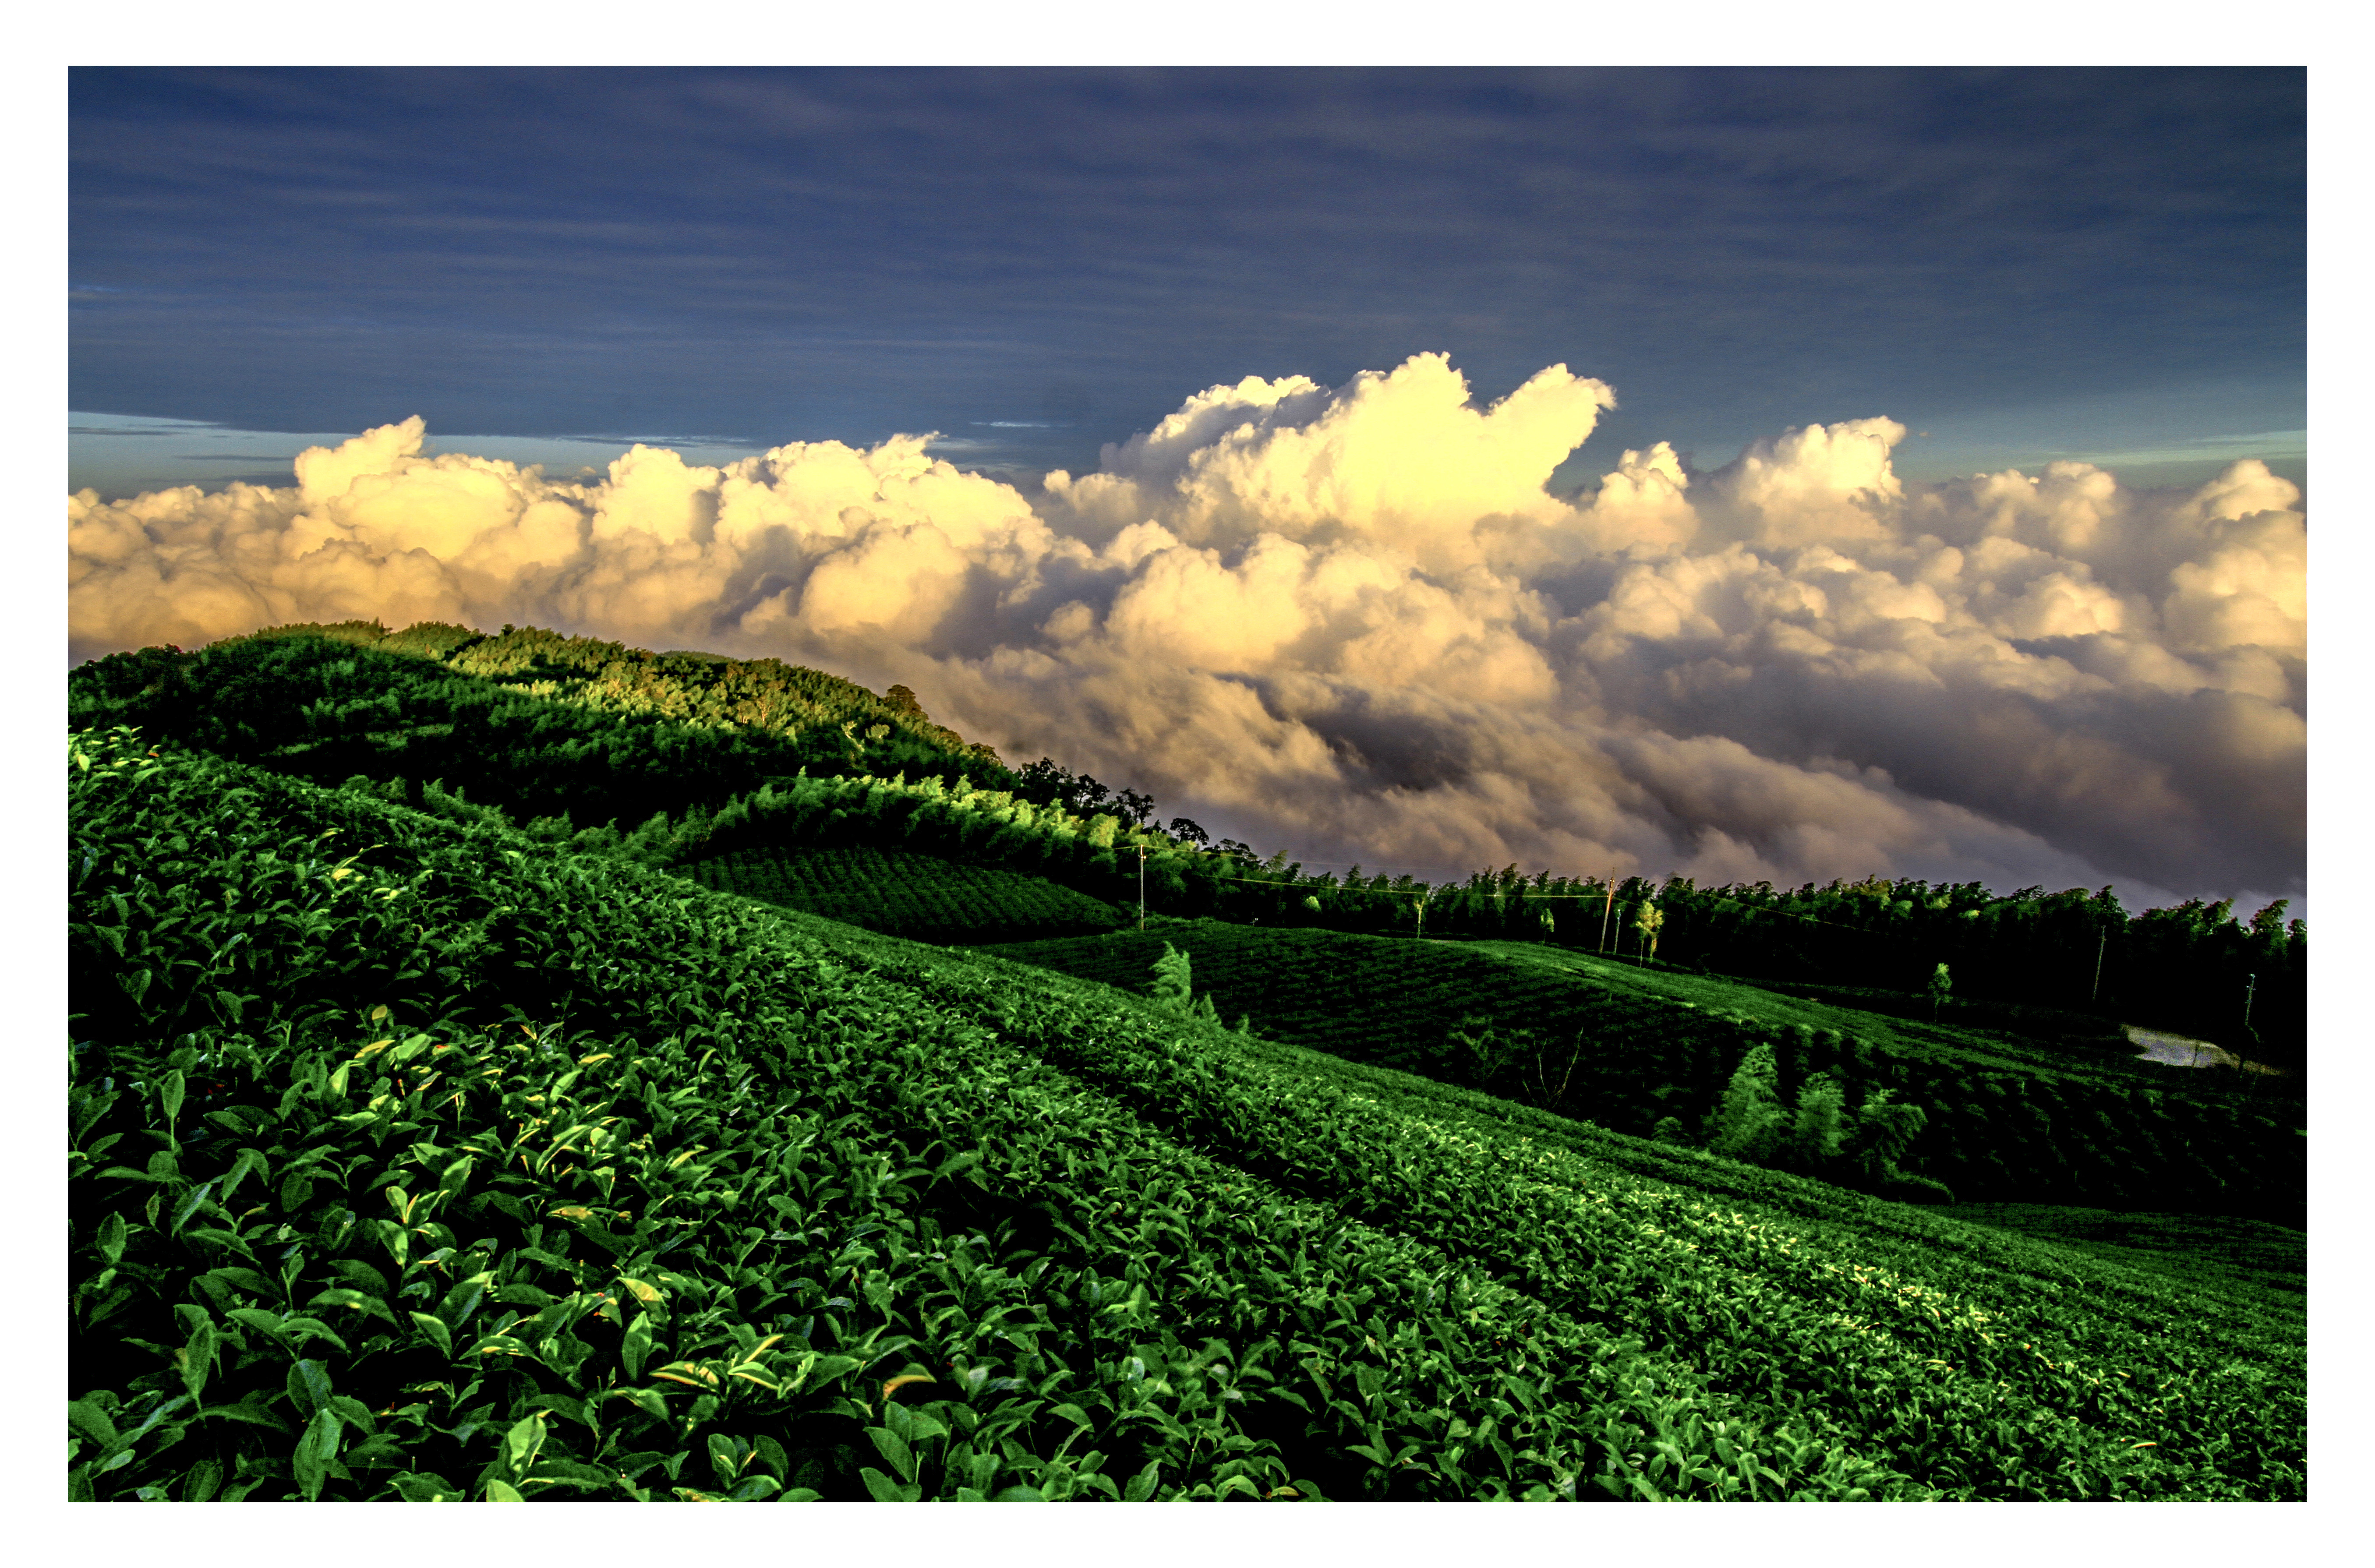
left=987, top=921, right=2305, bottom=1226
left=67, top=727, right=2305, bottom=1501
left=674, top=844, right=1123, bottom=943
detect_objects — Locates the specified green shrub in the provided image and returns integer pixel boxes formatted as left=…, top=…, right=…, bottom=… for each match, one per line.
left=64, top=727, right=2307, bottom=1502
left=1705, top=1045, right=1785, bottom=1162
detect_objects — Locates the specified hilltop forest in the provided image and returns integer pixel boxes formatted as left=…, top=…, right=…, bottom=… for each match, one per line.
left=66, top=622, right=2307, bottom=1502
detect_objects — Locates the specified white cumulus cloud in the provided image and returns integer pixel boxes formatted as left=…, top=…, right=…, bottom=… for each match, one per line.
left=67, top=354, right=2306, bottom=910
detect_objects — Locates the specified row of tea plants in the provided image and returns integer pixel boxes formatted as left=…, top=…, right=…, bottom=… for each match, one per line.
left=675, top=844, right=1122, bottom=944
left=67, top=727, right=2304, bottom=1500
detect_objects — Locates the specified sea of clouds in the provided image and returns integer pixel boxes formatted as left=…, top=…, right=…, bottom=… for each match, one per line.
left=67, top=353, right=2305, bottom=910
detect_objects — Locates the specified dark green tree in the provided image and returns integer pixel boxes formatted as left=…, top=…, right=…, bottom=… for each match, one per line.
left=1705, top=1042, right=1785, bottom=1162
left=1149, top=942, right=1194, bottom=1013
left=1849, top=1088, right=1929, bottom=1184
left=1782, top=1073, right=1850, bottom=1168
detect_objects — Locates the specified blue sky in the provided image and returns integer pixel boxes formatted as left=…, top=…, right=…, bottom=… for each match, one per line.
left=69, top=67, right=2303, bottom=500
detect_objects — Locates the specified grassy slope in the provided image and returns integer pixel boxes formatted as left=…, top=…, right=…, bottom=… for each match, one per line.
left=66, top=733, right=2308, bottom=1501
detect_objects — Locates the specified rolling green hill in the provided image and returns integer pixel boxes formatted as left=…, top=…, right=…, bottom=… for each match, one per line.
left=64, top=620, right=1013, bottom=842
left=674, top=844, right=1124, bottom=943
left=68, top=623, right=2306, bottom=1067
left=64, top=624, right=2312, bottom=1503
left=985, top=921, right=2304, bottom=1227
left=66, top=727, right=2305, bottom=1501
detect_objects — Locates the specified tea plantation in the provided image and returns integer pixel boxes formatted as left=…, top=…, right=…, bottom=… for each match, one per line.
left=67, top=727, right=2307, bottom=1501
left=676, top=844, right=1124, bottom=944
left=988, top=922, right=2307, bottom=1229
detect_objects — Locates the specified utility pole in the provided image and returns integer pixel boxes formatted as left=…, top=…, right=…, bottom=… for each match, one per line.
left=2241, top=973, right=2257, bottom=1077
left=1599, top=872, right=1616, bottom=954
left=2243, top=970, right=2264, bottom=1098
left=1415, top=885, right=1431, bottom=939
left=2091, top=925, right=2107, bottom=1004
left=1137, top=844, right=1145, bottom=929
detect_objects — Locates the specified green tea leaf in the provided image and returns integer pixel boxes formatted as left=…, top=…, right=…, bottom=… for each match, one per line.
left=435, top=1274, right=488, bottom=1335
left=182, top=1457, right=224, bottom=1502
left=866, top=1427, right=916, bottom=1485
left=66, top=1398, right=117, bottom=1449
left=502, top=1411, right=548, bottom=1477
left=805, top=1353, right=862, bottom=1387
left=309, top=1287, right=399, bottom=1325
left=226, top=1307, right=294, bottom=1349
left=608, top=1387, right=669, bottom=1421
left=170, top=1180, right=217, bottom=1236
left=292, top=1408, right=342, bottom=1501
left=202, top=1265, right=279, bottom=1298
left=218, top=1146, right=269, bottom=1204
left=286, top=1359, right=333, bottom=1421
left=95, top=1211, right=128, bottom=1267
left=707, top=1432, right=744, bottom=1491
left=408, top=1310, right=454, bottom=1358
left=622, top=1314, right=654, bottom=1381
left=327, top=1396, right=377, bottom=1435
left=390, top=1472, right=461, bottom=1501
left=159, top=1069, right=186, bottom=1124
left=859, top=1468, right=914, bottom=1503
left=178, top=1320, right=217, bottom=1402
left=207, top=1396, right=293, bottom=1434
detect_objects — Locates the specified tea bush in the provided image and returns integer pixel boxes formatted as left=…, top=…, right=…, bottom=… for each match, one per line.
left=675, top=844, right=1123, bottom=943
left=989, top=922, right=2303, bottom=1225
left=66, top=729, right=2305, bottom=1501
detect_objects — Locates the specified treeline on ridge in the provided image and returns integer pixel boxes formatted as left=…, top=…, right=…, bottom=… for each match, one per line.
left=616, top=766, right=2301, bottom=1073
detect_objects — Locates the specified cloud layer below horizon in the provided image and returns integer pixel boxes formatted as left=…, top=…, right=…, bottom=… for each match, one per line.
left=68, top=354, right=2306, bottom=911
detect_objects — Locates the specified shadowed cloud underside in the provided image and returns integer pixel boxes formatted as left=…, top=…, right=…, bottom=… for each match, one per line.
left=69, top=354, right=2304, bottom=911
